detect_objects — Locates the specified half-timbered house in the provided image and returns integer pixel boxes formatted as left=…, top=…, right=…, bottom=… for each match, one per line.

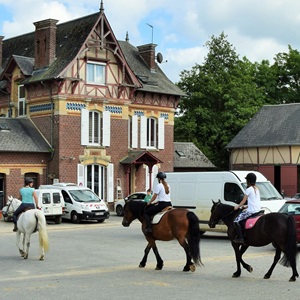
left=0, top=2, right=184, bottom=210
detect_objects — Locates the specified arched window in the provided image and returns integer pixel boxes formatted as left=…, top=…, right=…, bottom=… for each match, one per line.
left=86, top=165, right=105, bottom=199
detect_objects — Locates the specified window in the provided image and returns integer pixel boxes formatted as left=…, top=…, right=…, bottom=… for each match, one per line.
left=87, top=62, right=106, bottom=85
left=140, top=116, right=164, bottom=149
left=81, top=109, right=111, bottom=146
left=86, top=164, right=105, bottom=199
left=147, top=117, right=157, bottom=147
left=18, top=85, right=26, bottom=116
left=224, top=183, right=244, bottom=203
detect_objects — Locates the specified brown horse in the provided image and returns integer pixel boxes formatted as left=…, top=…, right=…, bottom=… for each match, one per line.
left=209, top=200, right=299, bottom=282
left=122, top=200, right=202, bottom=272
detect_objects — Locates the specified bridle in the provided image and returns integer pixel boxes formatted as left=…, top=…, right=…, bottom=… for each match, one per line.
left=212, top=202, right=236, bottom=224
left=6, top=198, right=20, bottom=213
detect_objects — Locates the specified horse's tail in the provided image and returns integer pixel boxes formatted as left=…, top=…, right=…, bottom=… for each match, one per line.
left=279, top=215, right=298, bottom=267
left=187, top=211, right=202, bottom=266
left=35, top=210, right=49, bottom=252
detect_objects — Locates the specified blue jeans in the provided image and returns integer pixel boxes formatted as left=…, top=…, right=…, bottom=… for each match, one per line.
left=13, top=203, right=35, bottom=224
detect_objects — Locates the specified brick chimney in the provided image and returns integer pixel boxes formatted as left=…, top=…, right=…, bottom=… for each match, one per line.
left=137, top=43, right=157, bottom=71
left=0, top=36, right=4, bottom=69
left=33, top=19, right=58, bottom=69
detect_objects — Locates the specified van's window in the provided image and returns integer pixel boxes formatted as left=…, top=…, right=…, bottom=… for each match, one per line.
left=61, top=190, right=72, bottom=204
left=42, top=193, right=51, bottom=204
left=69, top=189, right=100, bottom=202
left=53, top=193, right=61, bottom=204
left=224, top=183, right=244, bottom=204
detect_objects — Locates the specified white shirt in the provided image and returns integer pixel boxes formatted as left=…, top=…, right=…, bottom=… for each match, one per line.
left=153, top=182, right=171, bottom=202
left=245, top=186, right=261, bottom=213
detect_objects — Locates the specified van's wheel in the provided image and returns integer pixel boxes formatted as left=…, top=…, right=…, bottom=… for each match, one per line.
left=97, top=219, right=105, bottom=223
left=116, top=205, right=124, bottom=216
left=54, top=216, right=62, bottom=224
left=71, top=212, right=80, bottom=224
left=200, top=231, right=206, bottom=236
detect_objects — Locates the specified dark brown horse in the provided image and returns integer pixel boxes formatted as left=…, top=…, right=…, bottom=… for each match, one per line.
left=209, top=200, right=299, bottom=282
left=122, top=200, right=202, bottom=272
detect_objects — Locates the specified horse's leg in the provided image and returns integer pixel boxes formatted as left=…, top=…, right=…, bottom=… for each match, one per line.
left=152, top=243, right=164, bottom=270
left=176, top=237, right=194, bottom=272
left=232, top=242, right=243, bottom=278
left=16, top=232, right=25, bottom=257
left=23, top=233, right=31, bottom=259
left=139, top=243, right=151, bottom=268
left=239, top=245, right=252, bottom=273
left=264, top=247, right=281, bottom=279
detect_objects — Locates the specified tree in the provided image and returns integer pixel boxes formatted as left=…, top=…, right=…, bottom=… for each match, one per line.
left=175, top=33, right=266, bottom=169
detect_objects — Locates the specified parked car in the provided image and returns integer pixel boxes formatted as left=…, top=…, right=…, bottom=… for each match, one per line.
left=278, top=199, right=300, bottom=243
left=291, top=193, right=300, bottom=199
left=114, top=192, right=147, bottom=216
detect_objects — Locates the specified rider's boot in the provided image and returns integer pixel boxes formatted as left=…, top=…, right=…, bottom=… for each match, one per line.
left=143, top=213, right=153, bottom=234
left=233, top=222, right=245, bottom=244
left=13, top=223, right=18, bottom=232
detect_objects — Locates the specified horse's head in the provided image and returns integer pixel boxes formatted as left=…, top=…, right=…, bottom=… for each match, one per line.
left=208, top=200, right=223, bottom=228
left=6, top=196, right=21, bottom=212
left=122, top=200, right=146, bottom=227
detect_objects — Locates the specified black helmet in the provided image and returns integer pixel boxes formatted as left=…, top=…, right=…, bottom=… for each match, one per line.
left=25, top=177, right=34, bottom=185
left=156, top=172, right=167, bottom=180
left=245, top=173, right=256, bottom=185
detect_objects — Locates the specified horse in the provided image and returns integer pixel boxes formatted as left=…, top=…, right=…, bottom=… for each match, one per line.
left=122, top=200, right=202, bottom=272
left=208, top=200, right=299, bottom=282
left=6, top=196, right=49, bottom=260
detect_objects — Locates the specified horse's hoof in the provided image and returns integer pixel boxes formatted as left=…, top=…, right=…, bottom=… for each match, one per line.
left=264, top=275, right=270, bottom=279
left=23, top=256, right=28, bottom=260
left=39, top=256, right=44, bottom=261
left=190, top=264, right=196, bottom=272
left=289, top=277, right=296, bottom=282
left=247, top=266, right=253, bottom=273
left=155, top=266, right=163, bottom=270
left=232, top=273, right=240, bottom=278
left=139, top=264, right=145, bottom=268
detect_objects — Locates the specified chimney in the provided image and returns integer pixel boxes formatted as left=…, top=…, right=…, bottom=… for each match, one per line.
left=137, top=43, right=157, bottom=71
left=0, top=36, right=4, bottom=69
left=33, top=19, right=58, bottom=69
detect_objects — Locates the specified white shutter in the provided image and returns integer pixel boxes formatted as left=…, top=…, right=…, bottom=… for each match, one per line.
left=158, top=117, right=165, bottom=149
left=107, top=163, right=114, bottom=203
left=140, top=116, right=147, bottom=148
left=77, top=164, right=85, bottom=187
left=102, top=110, right=111, bottom=146
left=132, top=115, right=138, bottom=148
left=81, top=108, right=89, bottom=145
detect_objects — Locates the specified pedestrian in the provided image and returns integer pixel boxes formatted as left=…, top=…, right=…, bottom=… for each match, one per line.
left=143, top=172, right=172, bottom=234
left=233, top=172, right=261, bottom=244
left=12, top=177, right=40, bottom=232
left=144, top=189, right=152, bottom=203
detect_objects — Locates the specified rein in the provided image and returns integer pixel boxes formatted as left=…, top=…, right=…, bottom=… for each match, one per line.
left=215, top=203, right=237, bottom=223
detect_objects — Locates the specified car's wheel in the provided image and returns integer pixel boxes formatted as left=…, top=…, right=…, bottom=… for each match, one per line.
left=54, top=215, right=62, bottom=224
left=97, top=219, right=105, bottom=223
left=3, top=215, right=10, bottom=222
left=71, top=212, right=81, bottom=224
left=116, top=205, right=124, bottom=216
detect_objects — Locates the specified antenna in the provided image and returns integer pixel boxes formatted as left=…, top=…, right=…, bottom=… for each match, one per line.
left=146, top=23, right=153, bottom=43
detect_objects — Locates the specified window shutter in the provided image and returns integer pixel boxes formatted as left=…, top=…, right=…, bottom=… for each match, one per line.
left=132, top=115, right=138, bottom=148
left=140, top=116, right=147, bottom=148
left=107, top=163, right=114, bottom=203
left=81, top=108, right=89, bottom=145
left=102, top=110, right=111, bottom=146
left=158, top=117, right=165, bottom=149
left=77, top=164, right=85, bottom=187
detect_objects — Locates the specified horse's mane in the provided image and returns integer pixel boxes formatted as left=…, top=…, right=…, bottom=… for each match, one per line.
left=127, top=200, right=147, bottom=217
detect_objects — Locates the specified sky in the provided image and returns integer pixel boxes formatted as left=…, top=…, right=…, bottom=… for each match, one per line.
left=1, top=0, right=300, bottom=83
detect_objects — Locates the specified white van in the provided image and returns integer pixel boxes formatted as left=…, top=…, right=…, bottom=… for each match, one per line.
left=39, top=183, right=110, bottom=223
left=164, top=171, right=286, bottom=233
left=35, top=189, right=65, bottom=224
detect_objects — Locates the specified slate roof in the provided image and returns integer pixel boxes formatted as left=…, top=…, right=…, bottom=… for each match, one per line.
left=174, top=142, right=216, bottom=168
left=226, top=103, right=300, bottom=148
left=0, top=118, right=51, bottom=152
left=118, top=41, right=185, bottom=96
left=1, top=11, right=184, bottom=96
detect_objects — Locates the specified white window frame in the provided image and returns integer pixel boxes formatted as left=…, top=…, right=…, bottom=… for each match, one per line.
left=140, top=116, right=165, bottom=149
left=18, top=85, right=26, bottom=116
left=129, top=115, right=138, bottom=148
left=87, top=61, right=106, bottom=85
left=147, top=117, right=157, bottom=148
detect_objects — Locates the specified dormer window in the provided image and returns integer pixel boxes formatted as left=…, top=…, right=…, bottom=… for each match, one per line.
left=18, top=85, right=26, bottom=116
left=87, top=61, right=106, bottom=85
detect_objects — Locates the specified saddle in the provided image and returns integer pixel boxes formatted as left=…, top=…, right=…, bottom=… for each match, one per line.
left=151, top=206, right=173, bottom=225
left=241, top=210, right=265, bottom=230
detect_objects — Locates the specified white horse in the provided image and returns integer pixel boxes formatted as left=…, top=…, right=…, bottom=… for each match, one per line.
left=6, top=196, right=49, bottom=260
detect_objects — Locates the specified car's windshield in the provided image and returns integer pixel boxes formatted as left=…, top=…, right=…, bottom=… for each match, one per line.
left=69, top=189, right=100, bottom=203
left=242, top=182, right=283, bottom=201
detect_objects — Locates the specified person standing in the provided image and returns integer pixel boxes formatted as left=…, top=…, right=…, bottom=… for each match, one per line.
left=143, top=189, right=152, bottom=203
left=13, top=177, right=40, bottom=232
left=143, top=172, right=172, bottom=234
left=233, top=172, right=261, bottom=244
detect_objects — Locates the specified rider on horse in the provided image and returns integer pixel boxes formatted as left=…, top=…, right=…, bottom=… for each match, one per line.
left=143, top=172, right=172, bottom=234
left=13, top=177, right=40, bottom=232
left=233, top=172, right=261, bottom=244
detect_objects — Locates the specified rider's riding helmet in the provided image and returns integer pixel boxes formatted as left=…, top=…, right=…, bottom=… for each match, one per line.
left=245, top=173, right=256, bottom=185
left=25, top=177, right=34, bottom=185
left=156, top=172, right=167, bottom=180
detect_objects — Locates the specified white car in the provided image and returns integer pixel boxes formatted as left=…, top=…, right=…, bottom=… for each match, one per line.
left=114, top=192, right=147, bottom=216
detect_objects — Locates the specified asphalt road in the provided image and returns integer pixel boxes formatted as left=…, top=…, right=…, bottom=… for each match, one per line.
left=0, top=214, right=299, bottom=300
